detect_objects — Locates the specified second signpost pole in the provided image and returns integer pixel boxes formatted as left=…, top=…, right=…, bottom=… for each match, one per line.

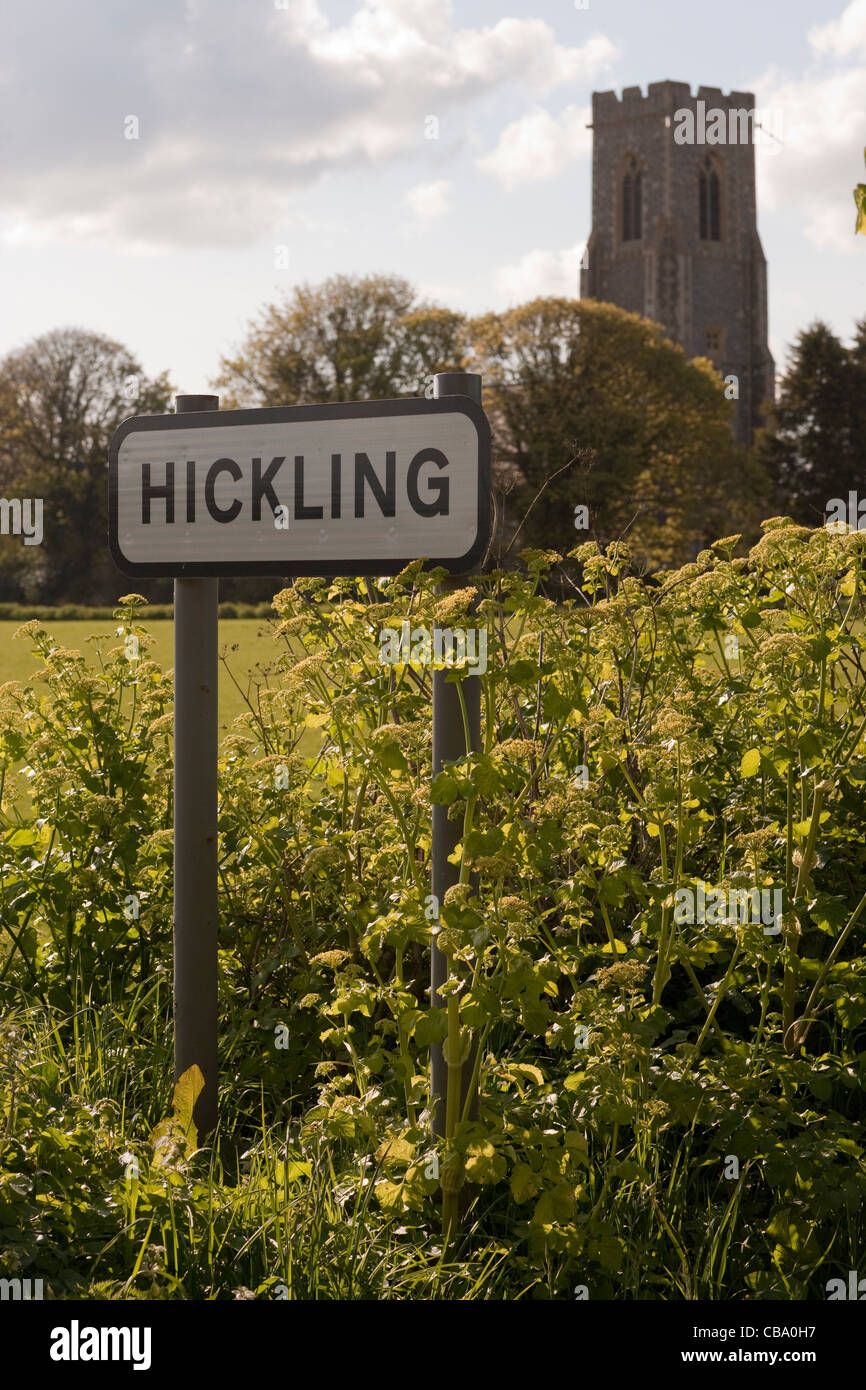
left=430, top=373, right=483, bottom=1216
left=173, top=392, right=220, bottom=1140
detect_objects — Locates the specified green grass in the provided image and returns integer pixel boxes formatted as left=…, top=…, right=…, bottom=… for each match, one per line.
left=0, top=998, right=520, bottom=1301
left=0, top=618, right=286, bottom=734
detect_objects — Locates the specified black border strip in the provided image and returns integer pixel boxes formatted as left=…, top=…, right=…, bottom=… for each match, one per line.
left=108, top=397, right=491, bottom=578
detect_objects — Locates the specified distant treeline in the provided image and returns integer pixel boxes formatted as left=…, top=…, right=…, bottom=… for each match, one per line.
left=0, top=602, right=277, bottom=621
left=1, top=274, right=864, bottom=603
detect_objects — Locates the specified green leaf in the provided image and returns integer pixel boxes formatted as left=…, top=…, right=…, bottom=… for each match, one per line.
left=809, top=895, right=848, bottom=934
left=374, top=1180, right=404, bottom=1211
left=413, top=1008, right=449, bottom=1047
left=469, top=755, right=500, bottom=796
left=171, top=1065, right=204, bottom=1148
left=148, top=1065, right=204, bottom=1168
left=430, top=771, right=460, bottom=805
left=376, top=738, right=408, bottom=773
left=807, top=1074, right=833, bottom=1102
left=8, top=828, right=39, bottom=847
left=531, top=1182, right=576, bottom=1226
left=835, top=996, right=866, bottom=1029
left=740, top=748, right=761, bottom=777
left=588, top=1229, right=625, bottom=1272
left=510, top=1163, right=540, bottom=1203
left=766, top=1208, right=817, bottom=1254
left=563, top=1131, right=589, bottom=1162
left=855, top=153, right=866, bottom=235
left=464, top=1140, right=506, bottom=1184
left=375, top=1137, right=415, bottom=1167
left=505, top=1062, right=545, bottom=1088
left=283, top=1160, right=312, bottom=1183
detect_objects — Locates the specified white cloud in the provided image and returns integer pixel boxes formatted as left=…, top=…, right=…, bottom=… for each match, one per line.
left=416, top=279, right=469, bottom=307
left=450, top=24, right=615, bottom=91
left=755, top=59, right=866, bottom=253
left=802, top=203, right=861, bottom=256
left=478, top=104, right=591, bottom=189
left=494, top=244, right=585, bottom=303
left=404, top=180, right=453, bottom=221
left=0, top=0, right=613, bottom=251
left=808, top=0, right=866, bottom=58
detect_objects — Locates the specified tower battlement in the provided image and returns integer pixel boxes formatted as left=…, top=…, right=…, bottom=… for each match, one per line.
left=592, top=83, right=757, bottom=118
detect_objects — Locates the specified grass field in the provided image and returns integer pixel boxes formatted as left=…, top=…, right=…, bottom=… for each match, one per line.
left=0, top=617, right=289, bottom=735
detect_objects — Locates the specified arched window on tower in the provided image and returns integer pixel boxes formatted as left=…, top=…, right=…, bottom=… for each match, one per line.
left=699, top=157, right=721, bottom=241
left=622, top=157, right=642, bottom=242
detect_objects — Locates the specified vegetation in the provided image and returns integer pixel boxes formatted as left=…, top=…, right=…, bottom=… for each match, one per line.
left=756, top=320, right=866, bottom=528
left=0, top=329, right=172, bottom=605
left=215, top=272, right=464, bottom=408
left=2, top=522, right=865, bottom=1299
left=0, top=618, right=293, bottom=740
left=853, top=149, right=866, bottom=236
left=471, top=297, right=766, bottom=569
left=0, top=275, right=861, bottom=605
left=218, top=277, right=769, bottom=568
left=0, top=603, right=276, bottom=621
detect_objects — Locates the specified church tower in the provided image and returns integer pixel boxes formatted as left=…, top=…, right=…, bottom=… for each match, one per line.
left=580, top=81, right=774, bottom=446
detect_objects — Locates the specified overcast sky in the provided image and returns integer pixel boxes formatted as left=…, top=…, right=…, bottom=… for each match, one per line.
left=1, top=0, right=864, bottom=394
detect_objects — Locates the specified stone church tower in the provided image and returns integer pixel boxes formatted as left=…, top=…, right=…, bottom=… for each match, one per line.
left=580, top=81, right=774, bottom=445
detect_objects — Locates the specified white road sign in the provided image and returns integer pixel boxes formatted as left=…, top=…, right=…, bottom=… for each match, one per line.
left=109, top=397, right=491, bottom=577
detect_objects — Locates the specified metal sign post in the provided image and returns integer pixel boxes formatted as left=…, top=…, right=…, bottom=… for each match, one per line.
left=172, top=394, right=219, bottom=1139
left=430, top=372, right=483, bottom=1142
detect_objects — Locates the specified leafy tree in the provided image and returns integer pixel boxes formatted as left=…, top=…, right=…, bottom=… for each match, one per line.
left=0, top=328, right=172, bottom=603
left=756, top=321, right=866, bottom=527
left=854, top=148, right=866, bottom=235
left=467, top=298, right=767, bottom=570
left=215, top=273, right=465, bottom=407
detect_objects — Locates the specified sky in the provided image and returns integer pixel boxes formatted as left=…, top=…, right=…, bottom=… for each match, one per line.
left=1, top=0, right=865, bottom=395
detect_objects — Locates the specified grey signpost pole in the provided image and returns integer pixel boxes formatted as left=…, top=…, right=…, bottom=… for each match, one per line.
left=173, top=393, right=220, bottom=1139
left=430, top=371, right=483, bottom=1140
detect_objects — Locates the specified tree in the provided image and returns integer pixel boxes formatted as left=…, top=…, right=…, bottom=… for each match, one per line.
left=756, top=321, right=866, bottom=527
left=215, top=273, right=466, bottom=407
left=854, top=148, right=866, bottom=235
left=467, top=298, right=768, bottom=570
left=0, top=328, right=173, bottom=603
